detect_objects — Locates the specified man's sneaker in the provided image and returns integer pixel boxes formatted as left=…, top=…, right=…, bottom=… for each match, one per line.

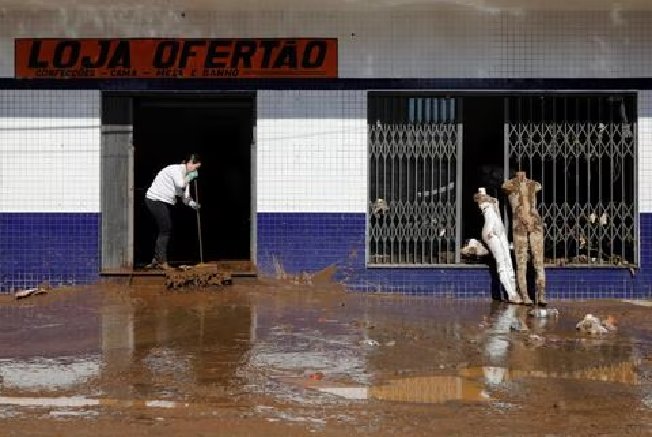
left=144, top=260, right=159, bottom=270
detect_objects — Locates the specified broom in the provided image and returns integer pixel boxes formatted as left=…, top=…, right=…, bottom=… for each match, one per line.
left=194, top=179, right=204, bottom=265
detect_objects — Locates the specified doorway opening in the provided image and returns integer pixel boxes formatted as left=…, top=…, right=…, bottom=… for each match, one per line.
left=461, top=96, right=505, bottom=246
left=132, top=95, right=254, bottom=267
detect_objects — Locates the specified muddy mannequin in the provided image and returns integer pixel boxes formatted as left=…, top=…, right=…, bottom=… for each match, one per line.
left=502, top=171, right=547, bottom=306
left=473, top=187, right=521, bottom=304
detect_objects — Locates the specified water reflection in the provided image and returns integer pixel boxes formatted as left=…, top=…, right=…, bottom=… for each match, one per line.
left=0, top=290, right=253, bottom=401
left=479, top=301, right=640, bottom=387
left=0, top=291, right=103, bottom=392
left=312, top=301, right=641, bottom=405
left=0, top=288, right=647, bottom=416
left=370, top=375, right=488, bottom=403
left=0, top=355, right=101, bottom=391
left=102, top=297, right=253, bottom=400
left=313, top=375, right=489, bottom=403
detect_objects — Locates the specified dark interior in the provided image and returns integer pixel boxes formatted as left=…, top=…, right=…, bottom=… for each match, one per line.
left=133, top=95, right=254, bottom=267
left=461, top=96, right=506, bottom=298
left=461, top=96, right=505, bottom=244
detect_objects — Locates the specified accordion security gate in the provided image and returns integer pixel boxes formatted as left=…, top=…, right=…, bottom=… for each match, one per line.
left=505, top=95, right=637, bottom=267
left=368, top=95, right=462, bottom=265
left=368, top=94, right=637, bottom=268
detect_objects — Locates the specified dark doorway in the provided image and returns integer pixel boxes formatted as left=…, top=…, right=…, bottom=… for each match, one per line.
left=461, top=97, right=505, bottom=245
left=461, top=96, right=505, bottom=298
left=133, top=95, right=254, bottom=267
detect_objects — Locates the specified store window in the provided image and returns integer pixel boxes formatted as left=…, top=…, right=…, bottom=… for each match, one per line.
left=367, top=93, right=637, bottom=267
left=368, top=95, right=461, bottom=265
left=506, top=95, right=637, bottom=266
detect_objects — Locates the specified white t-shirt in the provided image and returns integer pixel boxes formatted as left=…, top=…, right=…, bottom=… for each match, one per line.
left=146, top=164, right=191, bottom=205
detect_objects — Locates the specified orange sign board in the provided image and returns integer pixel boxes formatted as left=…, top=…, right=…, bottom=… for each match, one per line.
left=15, top=38, right=338, bottom=79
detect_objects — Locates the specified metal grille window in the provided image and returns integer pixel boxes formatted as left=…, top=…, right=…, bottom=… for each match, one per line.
left=368, top=95, right=461, bottom=265
left=506, top=95, right=637, bottom=266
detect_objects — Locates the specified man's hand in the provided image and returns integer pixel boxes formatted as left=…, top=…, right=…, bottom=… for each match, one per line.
left=188, top=200, right=201, bottom=210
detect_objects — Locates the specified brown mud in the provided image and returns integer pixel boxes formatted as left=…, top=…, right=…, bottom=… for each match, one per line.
left=0, top=278, right=651, bottom=436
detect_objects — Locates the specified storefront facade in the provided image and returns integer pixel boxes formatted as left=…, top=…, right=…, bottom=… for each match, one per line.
left=1, top=2, right=651, bottom=297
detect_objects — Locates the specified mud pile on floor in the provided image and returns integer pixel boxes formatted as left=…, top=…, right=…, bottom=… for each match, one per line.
left=165, top=264, right=232, bottom=290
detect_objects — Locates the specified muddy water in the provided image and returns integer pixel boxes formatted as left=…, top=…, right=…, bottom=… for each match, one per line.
left=0, top=279, right=651, bottom=435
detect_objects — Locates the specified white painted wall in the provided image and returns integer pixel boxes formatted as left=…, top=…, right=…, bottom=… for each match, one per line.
left=257, top=90, right=367, bottom=213
left=638, top=91, right=652, bottom=213
left=1, top=7, right=651, bottom=214
left=0, top=90, right=100, bottom=213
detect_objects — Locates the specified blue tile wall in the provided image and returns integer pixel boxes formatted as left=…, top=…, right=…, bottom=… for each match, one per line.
left=257, top=213, right=366, bottom=277
left=257, top=212, right=652, bottom=299
left=0, top=211, right=649, bottom=298
left=0, top=213, right=100, bottom=292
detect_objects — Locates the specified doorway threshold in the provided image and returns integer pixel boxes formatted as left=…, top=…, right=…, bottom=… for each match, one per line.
left=101, top=260, right=257, bottom=278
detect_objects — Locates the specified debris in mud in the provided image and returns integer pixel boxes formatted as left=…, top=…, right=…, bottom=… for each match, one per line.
left=576, top=314, right=617, bottom=335
left=14, top=282, right=51, bottom=300
left=509, top=320, right=528, bottom=332
left=528, top=308, right=559, bottom=318
left=272, top=257, right=319, bottom=285
left=527, top=334, right=546, bottom=347
left=643, top=395, right=652, bottom=409
left=460, top=238, right=490, bottom=257
left=359, top=339, right=380, bottom=347
left=553, top=400, right=567, bottom=410
left=603, top=315, right=618, bottom=331
left=478, top=316, right=491, bottom=329
left=350, top=320, right=375, bottom=329
left=165, top=264, right=232, bottom=290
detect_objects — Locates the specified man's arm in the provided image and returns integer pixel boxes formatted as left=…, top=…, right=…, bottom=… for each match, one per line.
left=172, top=165, right=188, bottom=190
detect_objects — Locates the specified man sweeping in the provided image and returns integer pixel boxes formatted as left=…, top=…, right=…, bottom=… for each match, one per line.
left=144, top=153, right=202, bottom=270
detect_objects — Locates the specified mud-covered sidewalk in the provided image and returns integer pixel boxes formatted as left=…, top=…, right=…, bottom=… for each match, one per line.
left=0, top=279, right=651, bottom=436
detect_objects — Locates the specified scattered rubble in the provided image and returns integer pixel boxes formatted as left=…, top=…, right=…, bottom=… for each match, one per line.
left=14, top=282, right=52, bottom=300
left=509, top=320, right=528, bottom=332
left=165, top=264, right=232, bottom=290
left=576, top=314, right=617, bottom=335
left=308, top=372, right=324, bottom=381
left=528, top=308, right=559, bottom=318
left=359, top=339, right=380, bottom=347
left=460, top=238, right=490, bottom=257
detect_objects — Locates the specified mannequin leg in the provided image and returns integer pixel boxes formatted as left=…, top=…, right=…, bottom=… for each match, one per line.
left=485, top=234, right=521, bottom=303
left=497, top=230, right=518, bottom=301
left=513, top=232, right=533, bottom=304
left=529, top=228, right=547, bottom=305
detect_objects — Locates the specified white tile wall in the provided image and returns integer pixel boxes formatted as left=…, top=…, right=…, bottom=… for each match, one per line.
left=257, top=90, right=367, bottom=213
left=1, top=8, right=651, bottom=215
left=1, top=9, right=652, bottom=78
left=0, top=90, right=101, bottom=213
left=638, top=91, right=652, bottom=213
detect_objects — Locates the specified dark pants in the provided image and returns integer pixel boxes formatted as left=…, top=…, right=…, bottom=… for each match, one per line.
left=145, top=198, right=173, bottom=263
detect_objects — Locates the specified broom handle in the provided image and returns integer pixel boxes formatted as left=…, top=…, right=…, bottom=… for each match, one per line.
left=194, top=179, right=204, bottom=264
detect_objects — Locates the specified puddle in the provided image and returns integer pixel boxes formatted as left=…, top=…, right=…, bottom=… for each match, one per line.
left=307, top=357, right=640, bottom=405
left=0, top=285, right=650, bottom=431
left=622, top=300, right=652, bottom=307
left=370, top=375, right=489, bottom=403
left=0, top=356, right=100, bottom=391
left=317, top=387, right=369, bottom=400
left=49, top=410, right=99, bottom=418
left=643, top=394, right=652, bottom=409
left=461, top=361, right=640, bottom=386
left=0, top=396, right=189, bottom=409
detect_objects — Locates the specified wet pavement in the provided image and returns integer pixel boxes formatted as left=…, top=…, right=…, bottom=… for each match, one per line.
left=0, top=279, right=651, bottom=435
